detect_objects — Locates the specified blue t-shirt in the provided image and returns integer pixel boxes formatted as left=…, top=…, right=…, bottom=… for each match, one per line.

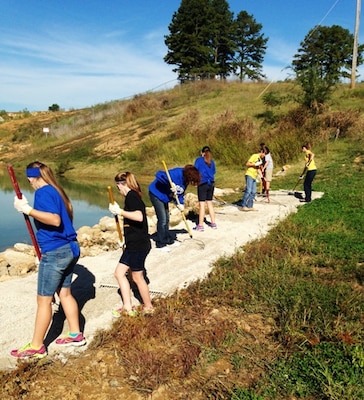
left=194, top=156, right=216, bottom=185
left=33, top=185, right=77, bottom=253
left=148, top=168, right=186, bottom=204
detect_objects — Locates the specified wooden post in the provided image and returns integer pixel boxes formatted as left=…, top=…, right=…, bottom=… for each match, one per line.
left=351, top=0, right=361, bottom=89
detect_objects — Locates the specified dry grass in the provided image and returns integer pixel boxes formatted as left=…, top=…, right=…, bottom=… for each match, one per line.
left=0, top=288, right=277, bottom=399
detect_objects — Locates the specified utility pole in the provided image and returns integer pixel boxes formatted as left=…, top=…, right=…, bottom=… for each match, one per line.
left=351, top=0, right=361, bottom=89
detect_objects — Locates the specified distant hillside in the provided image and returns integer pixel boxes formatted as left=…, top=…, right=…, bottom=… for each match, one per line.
left=1, top=80, right=363, bottom=187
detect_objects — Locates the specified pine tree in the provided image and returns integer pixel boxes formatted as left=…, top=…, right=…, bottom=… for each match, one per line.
left=164, top=0, right=211, bottom=81
left=232, top=11, right=268, bottom=81
left=164, top=1, right=268, bottom=83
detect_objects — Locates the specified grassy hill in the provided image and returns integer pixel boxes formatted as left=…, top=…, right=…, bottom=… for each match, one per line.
left=0, top=81, right=363, bottom=399
left=1, top=80, right=363, bottom=187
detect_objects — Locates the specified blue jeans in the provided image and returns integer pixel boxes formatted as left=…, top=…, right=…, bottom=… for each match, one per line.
left=149, top=192, right=174, bottom=248
left=37, top=242, right=79, bottom=296
left=241, top=175, right=257, bottom=208
left=304, top=170, right=317, bottom=202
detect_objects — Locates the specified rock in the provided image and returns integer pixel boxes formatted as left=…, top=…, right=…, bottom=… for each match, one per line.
left=0, top=189, right=203, bottom=279
left=0, top=249, right=36, bottom=276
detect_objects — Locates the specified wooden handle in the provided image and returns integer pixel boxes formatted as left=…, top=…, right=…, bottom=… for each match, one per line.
left=107, top=186, right=123, bottom=242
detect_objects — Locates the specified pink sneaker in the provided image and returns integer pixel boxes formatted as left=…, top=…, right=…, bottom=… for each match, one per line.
left=142, top=306, right=155, bottom=315
left=193, top=225, right=204, bottom=231
left=55, top=333, right=86, bottom=347
left=10, top=342, right=47, bottom=359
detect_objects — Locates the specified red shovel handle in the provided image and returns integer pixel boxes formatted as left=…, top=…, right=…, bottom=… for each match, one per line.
left=7, top=164, right=41, bottom=260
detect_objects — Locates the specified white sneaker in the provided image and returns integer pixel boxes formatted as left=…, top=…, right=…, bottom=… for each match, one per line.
left=168, top=241, right=181, bottom=248
left=156, top=246, right=171, bottom=253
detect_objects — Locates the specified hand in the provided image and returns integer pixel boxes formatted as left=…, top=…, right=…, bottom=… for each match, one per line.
left=255, top=160, right=262, bottom=167
left=177, top=203, right=184, bottom=212
left=299, top=175, right=304, bottom=180
left=14, top=195, right=33, bottom=215
left=109, top=202, right=122, bottom=216
left=170, top=183, right=177, bottom=194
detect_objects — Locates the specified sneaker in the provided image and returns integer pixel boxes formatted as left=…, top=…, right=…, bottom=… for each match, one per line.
left=55, top=332, right=87, bottom=347
left=10, top=343, right=47, bottom=359
left=142, top=306, right=155, bottom=315
left=112, top=307, right=138, bottom=318
left=210, top=223, right=217, bottom=229
left=168, top=241, right=181, bottom=248
left=238, top=206, right=250, bottom=212
left=156, top=246, right=171, bottom=253
left=193, top=225, right=204, bottom=231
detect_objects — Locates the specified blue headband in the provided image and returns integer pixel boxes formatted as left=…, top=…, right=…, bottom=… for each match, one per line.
left=26, top=167, right=42, bottom=178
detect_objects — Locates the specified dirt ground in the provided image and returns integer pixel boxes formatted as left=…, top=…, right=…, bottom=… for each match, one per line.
left=0, top=189, right=323, bottom=371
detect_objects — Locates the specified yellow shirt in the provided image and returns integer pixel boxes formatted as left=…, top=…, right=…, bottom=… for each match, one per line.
left=305, top=150, right=316, bottom=171
left=246, top=153, right=262, bottom=179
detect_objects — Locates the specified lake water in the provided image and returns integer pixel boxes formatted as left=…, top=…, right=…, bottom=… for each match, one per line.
left=0, top=169, right=113, bottom=252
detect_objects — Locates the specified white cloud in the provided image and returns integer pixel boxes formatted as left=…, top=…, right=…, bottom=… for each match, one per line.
left=0, top=29, right=176, bottom=111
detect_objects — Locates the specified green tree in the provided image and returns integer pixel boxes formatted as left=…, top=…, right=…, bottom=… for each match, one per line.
left=292, top=25, right=364, bottom=108
left=232, top=11, right=268, bottom=81
left=48, top=103, right=60, bottom=112
left=164, top=0, right=212, bottom=81
left=165, top=1, right=266, bottom=82
left=207, top=0, right=235, bottom=79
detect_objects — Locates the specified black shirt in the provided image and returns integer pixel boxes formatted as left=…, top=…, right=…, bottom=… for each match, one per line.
left=124, top=190, right=151, bottom=252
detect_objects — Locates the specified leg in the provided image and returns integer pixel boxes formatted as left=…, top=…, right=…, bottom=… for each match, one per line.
left=114, top=262, right=132, bottom=310
left=198, top=201, right=206, bottom=226
left=242, top=176, right=256, bottom=208
left=58, top=287, right=81, bottom=333
left=248, top=179, right=257, bottom=208
left=31, top=295, right=53, bottom=348
left=131, top=270, right=153, bottom=310
left=304, top=170, right=316, bottom=202
left=150, top=192, right=171, bottom=247
left=205, top=200, right=216, bottom=224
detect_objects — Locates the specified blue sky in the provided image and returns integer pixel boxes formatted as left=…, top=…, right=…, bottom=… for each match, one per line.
left=0, top=0, right=361, bottom=112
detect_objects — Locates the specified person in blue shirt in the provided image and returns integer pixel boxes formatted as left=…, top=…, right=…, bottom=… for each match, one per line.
left=11, top=161, right=85, bottom=359
left=148, top=164, right=200, bottom=252
left=194, top=146, right=217, bottom=231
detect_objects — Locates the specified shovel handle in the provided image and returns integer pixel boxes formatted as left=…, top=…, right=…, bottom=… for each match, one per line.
left=108, top=186, right=123, bottom=242
left=7, top=164, right=41, bottom=261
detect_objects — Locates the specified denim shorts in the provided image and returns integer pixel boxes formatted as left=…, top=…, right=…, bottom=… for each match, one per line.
left=37, top=242, right=79, bottom=296
left=119, top=248, right=150, bottom=272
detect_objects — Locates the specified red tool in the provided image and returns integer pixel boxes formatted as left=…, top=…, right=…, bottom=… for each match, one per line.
left=7, top=164, right=41, bottom=261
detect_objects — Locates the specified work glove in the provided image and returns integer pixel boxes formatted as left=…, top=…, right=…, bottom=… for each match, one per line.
left=14, top=195, right=33, bottom=215
left=109, top=202, right=122, bottom=216
left=170, top=183, right=177, bottom=194
left=254, top=160, right=262, bottom=167
left=299, top=175, right=304, bottom=180
left=177, top=203, right=184, bottom=212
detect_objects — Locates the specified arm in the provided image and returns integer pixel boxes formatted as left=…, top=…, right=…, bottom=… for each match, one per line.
left=29, top=209, right=61, bottom=227
left=246, top=158, right=262, bottom=169
left=120, top=209, right=143, bottom=222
